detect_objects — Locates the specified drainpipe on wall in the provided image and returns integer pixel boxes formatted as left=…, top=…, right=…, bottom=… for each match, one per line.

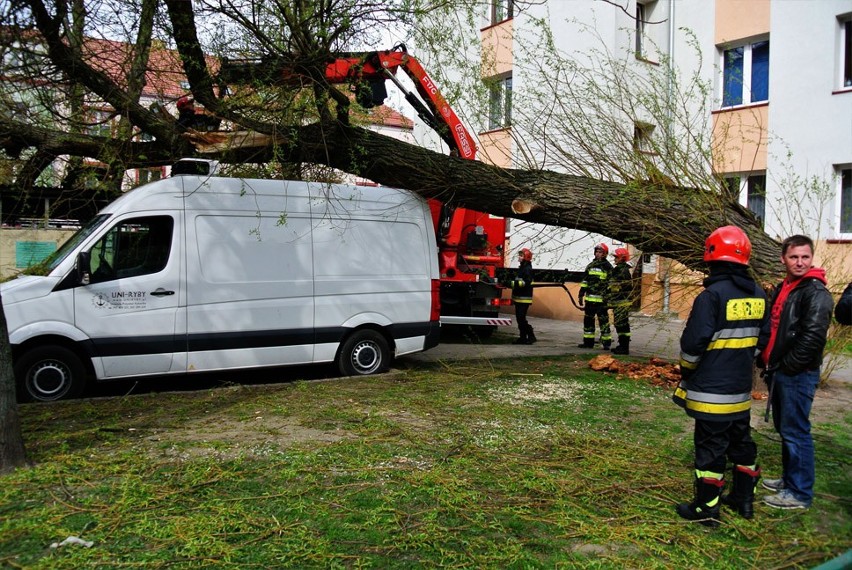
left=661, top=0, right=676, bottom=317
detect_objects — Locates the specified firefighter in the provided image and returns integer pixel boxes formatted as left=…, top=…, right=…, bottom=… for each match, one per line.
left=577, top=243, right=613, bottom=349
left=673, top=225, right=769, bottom=526
left=508, top=248, right=536, bottom=344
left=176, top=95, right=221, bottom=131
left=609, top=247, right=633, bottom=355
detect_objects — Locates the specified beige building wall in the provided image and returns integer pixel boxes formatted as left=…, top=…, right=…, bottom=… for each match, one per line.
left=481, top=20, right=513, bottom=77
left=712, top=105, right=769, bottom=172
left=715, top=0, right=770, bottom=44
left=479, top=130, right=513, bottom=168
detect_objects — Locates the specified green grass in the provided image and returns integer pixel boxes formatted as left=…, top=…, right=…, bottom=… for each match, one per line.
left=2, top=355, right=850, bottom=569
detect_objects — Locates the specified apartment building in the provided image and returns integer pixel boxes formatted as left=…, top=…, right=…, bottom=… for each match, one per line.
left=475, top=0, right=851, bottom=319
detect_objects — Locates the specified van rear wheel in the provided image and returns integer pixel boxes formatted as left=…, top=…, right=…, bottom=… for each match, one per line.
left=16, top=345, right=87, bottom=402
left=337, top=330, right=390, bottom=376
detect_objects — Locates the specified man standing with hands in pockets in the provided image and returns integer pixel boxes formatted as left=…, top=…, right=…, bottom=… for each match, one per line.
left=761, top=235, right=834, bottom=510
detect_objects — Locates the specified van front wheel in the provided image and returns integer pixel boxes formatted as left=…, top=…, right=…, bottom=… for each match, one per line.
left=337, top=330, right=390, bottom=376
left=16, top=346, right=88, bottom=402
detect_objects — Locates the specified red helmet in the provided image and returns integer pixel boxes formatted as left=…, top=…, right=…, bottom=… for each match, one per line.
left=519, top=248, right=533, bottom=262
left=704, top=225, right=751, bottom=265
left=594, top=243, right=609, bottom=255
left=614, top=247, right=630, bottom=262
left=176, top=95, right=194, bottom=111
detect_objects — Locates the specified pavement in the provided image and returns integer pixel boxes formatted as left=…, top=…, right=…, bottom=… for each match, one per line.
left=403, top=315, right=852, bottom=384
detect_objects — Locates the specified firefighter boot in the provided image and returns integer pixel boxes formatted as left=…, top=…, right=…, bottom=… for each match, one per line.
left=676, top=472, right=724, bottom=528
left=612, top=338, right=630, bottom=355
left=513, top=331, right=528, bottom=345
left=577, top=339, right=594, bottom=348
left=721, top=465, right=761, bottom=520
left=526, top=326, right=537, bottom=344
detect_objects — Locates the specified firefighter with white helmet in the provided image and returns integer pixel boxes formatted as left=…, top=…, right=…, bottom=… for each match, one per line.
left=577, top=243, right=613, bottom=349
left=609, top=247, right=634, bottom=355
left=672, top=225, right=769, bottom=526
left=508, top=248, right=536, bottom=344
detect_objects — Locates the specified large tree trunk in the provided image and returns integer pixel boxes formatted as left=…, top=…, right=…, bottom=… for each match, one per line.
left=224, top=121, right=782, bottom=281
left=0, top=296, right=27, bottom=473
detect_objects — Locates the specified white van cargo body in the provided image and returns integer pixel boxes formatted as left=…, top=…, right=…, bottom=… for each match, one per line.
left=2, top=175, right=441, bottom=401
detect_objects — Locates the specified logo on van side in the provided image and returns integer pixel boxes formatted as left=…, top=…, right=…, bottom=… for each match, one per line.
left=91, top=291, right=147, bottom=310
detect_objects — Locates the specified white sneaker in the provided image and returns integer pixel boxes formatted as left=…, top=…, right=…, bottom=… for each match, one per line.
left=763, top=489, right=809, bottom=510
left=761, top=478, right=786, bottom=492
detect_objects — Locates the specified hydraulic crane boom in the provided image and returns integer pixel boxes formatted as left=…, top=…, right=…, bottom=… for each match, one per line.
left=219, top=45, right=476, bottom=160
left=324, top=48, right=477, bottom=161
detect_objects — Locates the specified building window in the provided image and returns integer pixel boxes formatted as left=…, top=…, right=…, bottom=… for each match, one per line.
left=724, top=173, right=766, bottom=227
left=839, top=166, right=852, bottom=234
left=723, top=175, right=741, bottom=200
left=721, top=40, right=769, bottom=107
left=490, top=0, right=514, bottom=25
left=747, top=174, right=766, bottom=227
left=487, top=75, right=512, bottom=130
left=840, top=16, right=852, bottom=88
left=85, top=108, right=113, bottom=138
left=636, top=3, right=646, bottom=58
left=633, top=122, right=656, bottom=154
left=137, top=167, right=163, bottom=186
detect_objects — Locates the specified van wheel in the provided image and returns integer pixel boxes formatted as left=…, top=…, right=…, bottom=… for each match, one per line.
left=337, top=330, right=390, bottom=376
left=16, top=346, right=88, bottom=402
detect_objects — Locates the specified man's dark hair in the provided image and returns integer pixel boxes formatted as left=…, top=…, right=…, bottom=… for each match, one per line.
left=781, top=234, right=814, bottom=255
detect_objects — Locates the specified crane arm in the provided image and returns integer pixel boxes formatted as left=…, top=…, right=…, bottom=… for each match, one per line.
left=218, top=46, right=476, bottom=160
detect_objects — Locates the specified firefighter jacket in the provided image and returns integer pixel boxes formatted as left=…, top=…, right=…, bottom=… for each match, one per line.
left=765, top=270, right=834, bottom=375
left=609, top=261, right=634, bottom=307
left=510, top=260, right=534, bottom=304
left=579, top=258, right=612, bottom=304
left=673, top=263, right=768, bottom=422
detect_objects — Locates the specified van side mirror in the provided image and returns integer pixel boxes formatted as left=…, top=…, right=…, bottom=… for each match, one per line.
left=76, top=251, right=91, bottom=285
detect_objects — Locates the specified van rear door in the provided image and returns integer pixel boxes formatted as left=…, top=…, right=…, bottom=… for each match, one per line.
left=73, top=214, right=182, bottom=377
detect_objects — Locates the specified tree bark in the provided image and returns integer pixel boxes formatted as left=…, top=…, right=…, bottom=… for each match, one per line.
left=0, top=298, right=28, bottom=473
left=284, top=122, right=783, bottom=280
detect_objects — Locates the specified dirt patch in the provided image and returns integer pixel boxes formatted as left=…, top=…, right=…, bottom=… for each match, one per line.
left=141, top=413, right=354, bottom=460
left=131, top=367, right=849, bottom=462
left=811, top=380, right=852, bottom=425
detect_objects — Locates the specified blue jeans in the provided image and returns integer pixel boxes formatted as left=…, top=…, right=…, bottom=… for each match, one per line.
left=771, top=369, right=819, bottom=505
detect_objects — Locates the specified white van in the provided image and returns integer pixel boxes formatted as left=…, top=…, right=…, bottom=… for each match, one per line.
left=2, top=174, right=441, bottom=401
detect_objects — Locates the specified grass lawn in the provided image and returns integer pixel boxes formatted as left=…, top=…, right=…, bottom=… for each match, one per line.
left=2, top=354, right=850, bottom=569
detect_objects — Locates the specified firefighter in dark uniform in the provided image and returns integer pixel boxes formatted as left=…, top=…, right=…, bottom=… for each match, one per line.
left=509, top=248, right=536, bottom=344
left=176, top=95, right=221, bottom=131
left=577, top=243, right=613, bottom=349
left=673, top=225, right=769, bottom=526
left=609, top=247, right=633, bottom=355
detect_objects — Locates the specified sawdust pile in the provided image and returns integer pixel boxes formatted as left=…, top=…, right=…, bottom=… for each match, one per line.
left=588, top=355, right=769, bottom=400
left=588, top=355, right=680, bottom=388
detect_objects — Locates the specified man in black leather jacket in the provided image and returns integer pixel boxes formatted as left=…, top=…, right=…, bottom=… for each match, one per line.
left=760, top=235, right=834, bottom=510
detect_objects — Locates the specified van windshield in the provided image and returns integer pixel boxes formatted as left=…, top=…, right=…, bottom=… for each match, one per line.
left=21, top=214, right=112, bottom=276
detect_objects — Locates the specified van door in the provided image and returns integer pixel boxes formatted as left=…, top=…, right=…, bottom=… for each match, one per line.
left=184, top=211, right=315, bottom=372
left=73, top=214, right=181, bottom=378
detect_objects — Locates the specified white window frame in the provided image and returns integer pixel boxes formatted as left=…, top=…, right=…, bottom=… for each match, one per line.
left=724, top=172, right=766, bottom=228
left=633, top=122, right=656, bottom=154
left=835, top=164, right=852, bottom=237
left=635, top=3, right=647, bottom=59
left=487, top=75, right=512, bottom=130
left=490, top=0, right=514, bottom=26
left=838, top=13, right=852, bottom=89
left=719, top=38, right=770, bottom=109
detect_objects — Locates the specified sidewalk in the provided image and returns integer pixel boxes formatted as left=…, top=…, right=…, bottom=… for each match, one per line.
left=405, top=315, right=852, bottom=384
